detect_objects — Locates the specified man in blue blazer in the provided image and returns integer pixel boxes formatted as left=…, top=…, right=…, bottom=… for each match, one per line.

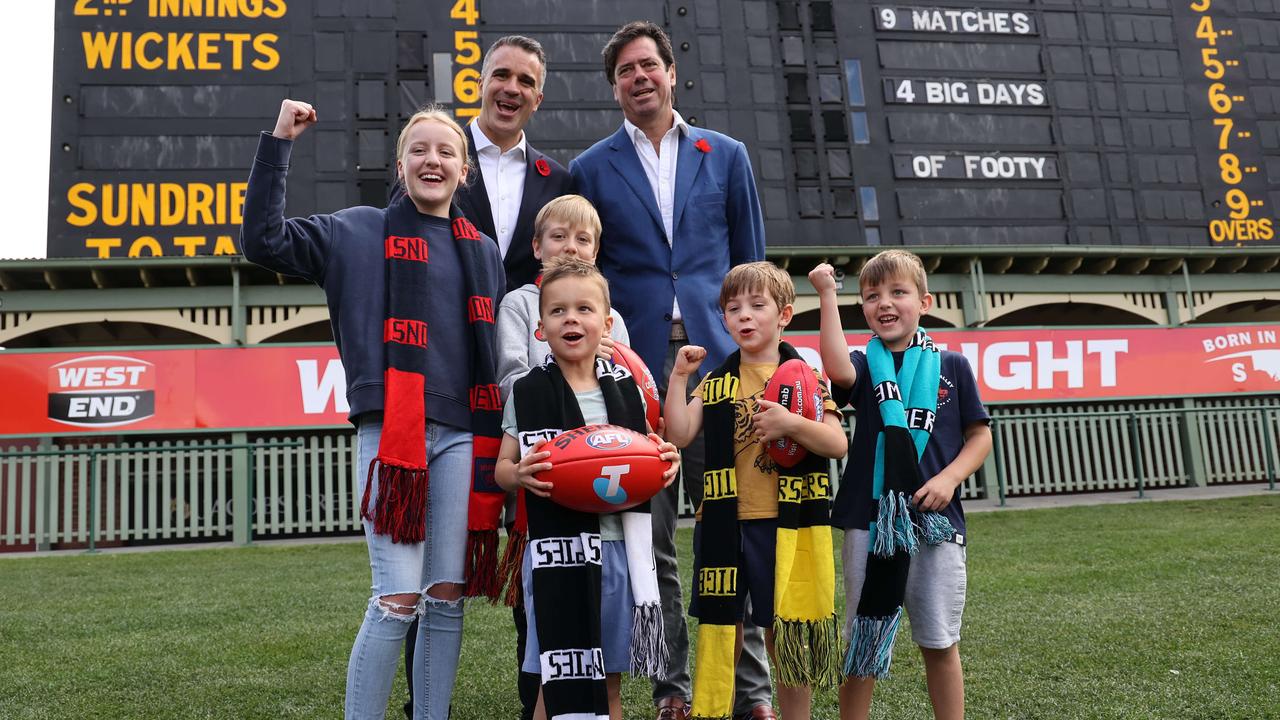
left=570, top=21, right=770, bottom=720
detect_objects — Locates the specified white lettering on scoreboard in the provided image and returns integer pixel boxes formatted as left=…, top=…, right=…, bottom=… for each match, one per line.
left=885, top=79, right=1047, bottom=106
left=895, top=154, right=1059, bottom=180
left=875, top=6, right=1036, bottom=34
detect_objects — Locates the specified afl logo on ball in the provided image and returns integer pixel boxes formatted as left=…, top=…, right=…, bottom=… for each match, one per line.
left=585, top=429, right=633, bottom=451
left=48, top=355, right=156, bottom=428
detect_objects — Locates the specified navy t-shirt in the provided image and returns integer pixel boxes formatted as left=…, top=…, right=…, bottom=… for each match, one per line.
left=421, top=215, right=471, bottom=430
left=830, top=349, right=989, bottom=537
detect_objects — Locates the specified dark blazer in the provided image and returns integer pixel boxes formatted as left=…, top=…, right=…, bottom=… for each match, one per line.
left=570, top=124, right=766, bottom=377
left=455, top=124, right=574, bottom=291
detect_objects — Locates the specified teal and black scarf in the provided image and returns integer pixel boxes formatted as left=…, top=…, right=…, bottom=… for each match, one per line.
left=844, top=330, right=954, bottom=678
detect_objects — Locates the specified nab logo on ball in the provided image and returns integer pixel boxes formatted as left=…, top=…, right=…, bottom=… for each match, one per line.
left=585, top=429, right=632, bottom=451
left=48, top=355, right=156, bottom=428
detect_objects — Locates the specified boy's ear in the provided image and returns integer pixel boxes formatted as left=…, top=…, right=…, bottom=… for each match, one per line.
left=602, top=312, right=614, bottom=336
left=920, top=292, right=934, bottom=315
left=532, top=236, right=543, bottom=261
left=778, top=303, right=794, bottom=329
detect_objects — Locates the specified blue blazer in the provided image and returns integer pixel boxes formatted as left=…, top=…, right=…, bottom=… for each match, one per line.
left=570, top=124, right=765, bottom=377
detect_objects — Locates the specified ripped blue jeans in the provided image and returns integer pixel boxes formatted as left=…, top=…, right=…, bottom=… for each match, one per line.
left=345, top=417, right=471, bottom=720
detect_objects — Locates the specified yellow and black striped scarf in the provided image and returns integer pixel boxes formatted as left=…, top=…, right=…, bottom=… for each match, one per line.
left=690, top=343, right=841, bottom=719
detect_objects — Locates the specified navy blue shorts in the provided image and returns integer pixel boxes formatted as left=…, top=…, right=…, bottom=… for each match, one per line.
left=690, top=518, right=777, bottom=628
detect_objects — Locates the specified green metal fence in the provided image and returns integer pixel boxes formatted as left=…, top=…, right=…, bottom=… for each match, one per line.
left=3, top=394, right=1275, bottom=552
left=988, top=396, right=1279, bottom=504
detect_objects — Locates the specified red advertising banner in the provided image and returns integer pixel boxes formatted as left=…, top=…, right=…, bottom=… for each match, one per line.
left=1, top=325, right=1277, bottom=436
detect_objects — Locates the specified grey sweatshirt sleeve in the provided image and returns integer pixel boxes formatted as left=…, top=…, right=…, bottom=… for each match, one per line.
left=609, top=307, right=631, bottom=347
left=496, top=290, right=537, bottom=402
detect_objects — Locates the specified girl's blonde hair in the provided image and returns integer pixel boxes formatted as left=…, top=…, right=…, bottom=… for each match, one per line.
left=395, top=107, right=470, bottom=167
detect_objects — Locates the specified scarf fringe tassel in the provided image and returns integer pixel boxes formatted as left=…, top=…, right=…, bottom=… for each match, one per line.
left=629, top=602, right=669, bottom=679
left=497, top=528, right=528, bottom=607
left=917, top=510, right=955, bottom=546
left=772, top=614, right=843, bottom=689
left=873, top=491, right=918, bottom=557
left=843, top=608, right=903, bottom=679
left=464, top=529, right=501, bottom=600
left=360, top=459, right=428, bottom=544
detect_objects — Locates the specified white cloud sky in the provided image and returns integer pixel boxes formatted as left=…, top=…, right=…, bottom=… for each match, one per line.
left=1, top=5, right=54, bottom=260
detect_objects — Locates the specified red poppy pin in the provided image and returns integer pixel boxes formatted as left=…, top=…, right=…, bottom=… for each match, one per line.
left=694, top=138, right=712, bottom=154
left=535, top=158, right=551, bottom=177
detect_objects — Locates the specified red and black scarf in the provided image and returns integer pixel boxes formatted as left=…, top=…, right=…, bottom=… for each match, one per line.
left=359, top=195, right=506, bottom=600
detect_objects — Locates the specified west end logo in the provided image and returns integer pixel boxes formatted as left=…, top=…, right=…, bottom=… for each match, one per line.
left=48, top=355, right=156, bottom=427
left=585, top=430, right=632, bottom=451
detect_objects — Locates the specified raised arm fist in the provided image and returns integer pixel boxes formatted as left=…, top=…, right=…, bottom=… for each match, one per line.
left=273, top=99, right=317, bottom=141
left=808, top=263, right=840, bottom=294
left=673, top=345, right=707, bottom=377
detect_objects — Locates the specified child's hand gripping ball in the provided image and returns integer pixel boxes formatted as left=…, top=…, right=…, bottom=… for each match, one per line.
left=537, top=424, right=672, bottom=513
left=761, top=359, right=825, bottom=468
left=610, top=342, right=662, bottom=431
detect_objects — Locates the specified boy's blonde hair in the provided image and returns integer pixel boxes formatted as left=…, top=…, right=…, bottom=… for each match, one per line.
left=719, top=261, right=795, bottom=310
left=538, top=255, right=611, bottom=314
left=395, top=107, right=469, bottom=166
left=859, top=249, right=929, bottom=296
left=533, top=195, right=603, bottom=250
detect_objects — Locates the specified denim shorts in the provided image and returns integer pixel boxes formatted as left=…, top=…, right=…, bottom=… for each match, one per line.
left=355, top=416, right=472, bottom=600
left=689, top=518, right=778, bottom=628
left=521, top=539, right=634, bottom=675
left=841, top=528, right=967, bottom=649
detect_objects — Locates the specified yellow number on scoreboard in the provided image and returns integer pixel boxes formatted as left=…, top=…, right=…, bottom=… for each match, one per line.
left=1202, top=48, right=1224, bottom=79
left=1214, top=118, right=1234, bottom=150
left=1225, top=188, right=1250, bottom=219
left=1190, top=0, right=1211, bottom=10
left=450, top=0, right=478, bottom=24
left=455, top=31, right=480, bottom=65
left=454, top=67, right=481, bottom=104
left=1196, top=15, right=1218, bottom=46
left=1219, top=153, right=1243, bottom=185
left=1208, top=83, right=1232, bottom=114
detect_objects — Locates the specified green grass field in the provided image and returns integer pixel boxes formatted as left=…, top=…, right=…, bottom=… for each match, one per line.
left=3, top=495, right=1278, bottom=719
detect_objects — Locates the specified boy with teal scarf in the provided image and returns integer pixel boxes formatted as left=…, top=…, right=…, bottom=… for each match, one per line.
left=810, top=251, right=992, bottom=720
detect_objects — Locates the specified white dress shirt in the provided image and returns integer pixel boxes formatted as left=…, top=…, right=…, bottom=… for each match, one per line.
left=624, top=110, right=689, bottom=320
left=470, top=122, right=528, bottom=259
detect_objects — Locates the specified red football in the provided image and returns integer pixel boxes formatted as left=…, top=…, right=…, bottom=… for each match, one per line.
left=611, top=341, right=661, bottom=431
left=762, top=359, right=825, bottom=468
left=538, top=424, right=671, bottom=513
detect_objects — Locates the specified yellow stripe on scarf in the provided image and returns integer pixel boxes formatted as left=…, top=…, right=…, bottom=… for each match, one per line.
left=772, top=472, right=842, bottom=688
left=691, top=623, right=737, bottom=720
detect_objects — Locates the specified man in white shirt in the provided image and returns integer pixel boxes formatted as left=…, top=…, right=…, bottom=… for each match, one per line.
left=456, top=35, right=574, bottom=292
left=569, top=20, right=769, bottom=720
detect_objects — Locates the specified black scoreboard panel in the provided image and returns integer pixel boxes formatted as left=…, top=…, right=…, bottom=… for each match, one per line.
left=48, top=0, right=1279, bottom=258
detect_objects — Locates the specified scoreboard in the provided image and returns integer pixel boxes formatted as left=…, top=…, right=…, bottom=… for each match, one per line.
left=47, top=0, right=1280, bottom=258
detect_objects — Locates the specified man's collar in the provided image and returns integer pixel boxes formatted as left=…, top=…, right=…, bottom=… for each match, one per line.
left=623, top=110, right=690, bottom=146
left=470, top=119, right=527, bottom=156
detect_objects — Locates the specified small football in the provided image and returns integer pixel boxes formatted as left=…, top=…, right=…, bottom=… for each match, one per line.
left=762, top=359, right=825, bottom=468
left=538, top=424, right=671, bottom=513
left=611, top=341, right=662, bottom=431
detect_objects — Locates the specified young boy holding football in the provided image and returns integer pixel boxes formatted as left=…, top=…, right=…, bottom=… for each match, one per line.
left=809, top=251, right=991, bottom=720
left=492, top=194, right=634, bottom=718
left=495, top=256, right=680, bottom=720
left=664, top=261, right=846, bottom=720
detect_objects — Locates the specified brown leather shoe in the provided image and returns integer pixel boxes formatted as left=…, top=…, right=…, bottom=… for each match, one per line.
left=736, top=704, right=777, bottom=720
left=656, top=696, right=690, bottom=720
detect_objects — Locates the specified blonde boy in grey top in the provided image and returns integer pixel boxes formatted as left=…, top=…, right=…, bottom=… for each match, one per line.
left=496, top=194, right=630, bottom=401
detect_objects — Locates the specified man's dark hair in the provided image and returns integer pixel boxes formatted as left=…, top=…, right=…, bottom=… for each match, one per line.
left=482, top=35, right=548, bottom=90
left=601, top=21, right=675, bottom=86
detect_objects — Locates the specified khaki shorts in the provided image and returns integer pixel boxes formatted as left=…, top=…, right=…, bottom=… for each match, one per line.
left=841, top=528, right=967, bottom=650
